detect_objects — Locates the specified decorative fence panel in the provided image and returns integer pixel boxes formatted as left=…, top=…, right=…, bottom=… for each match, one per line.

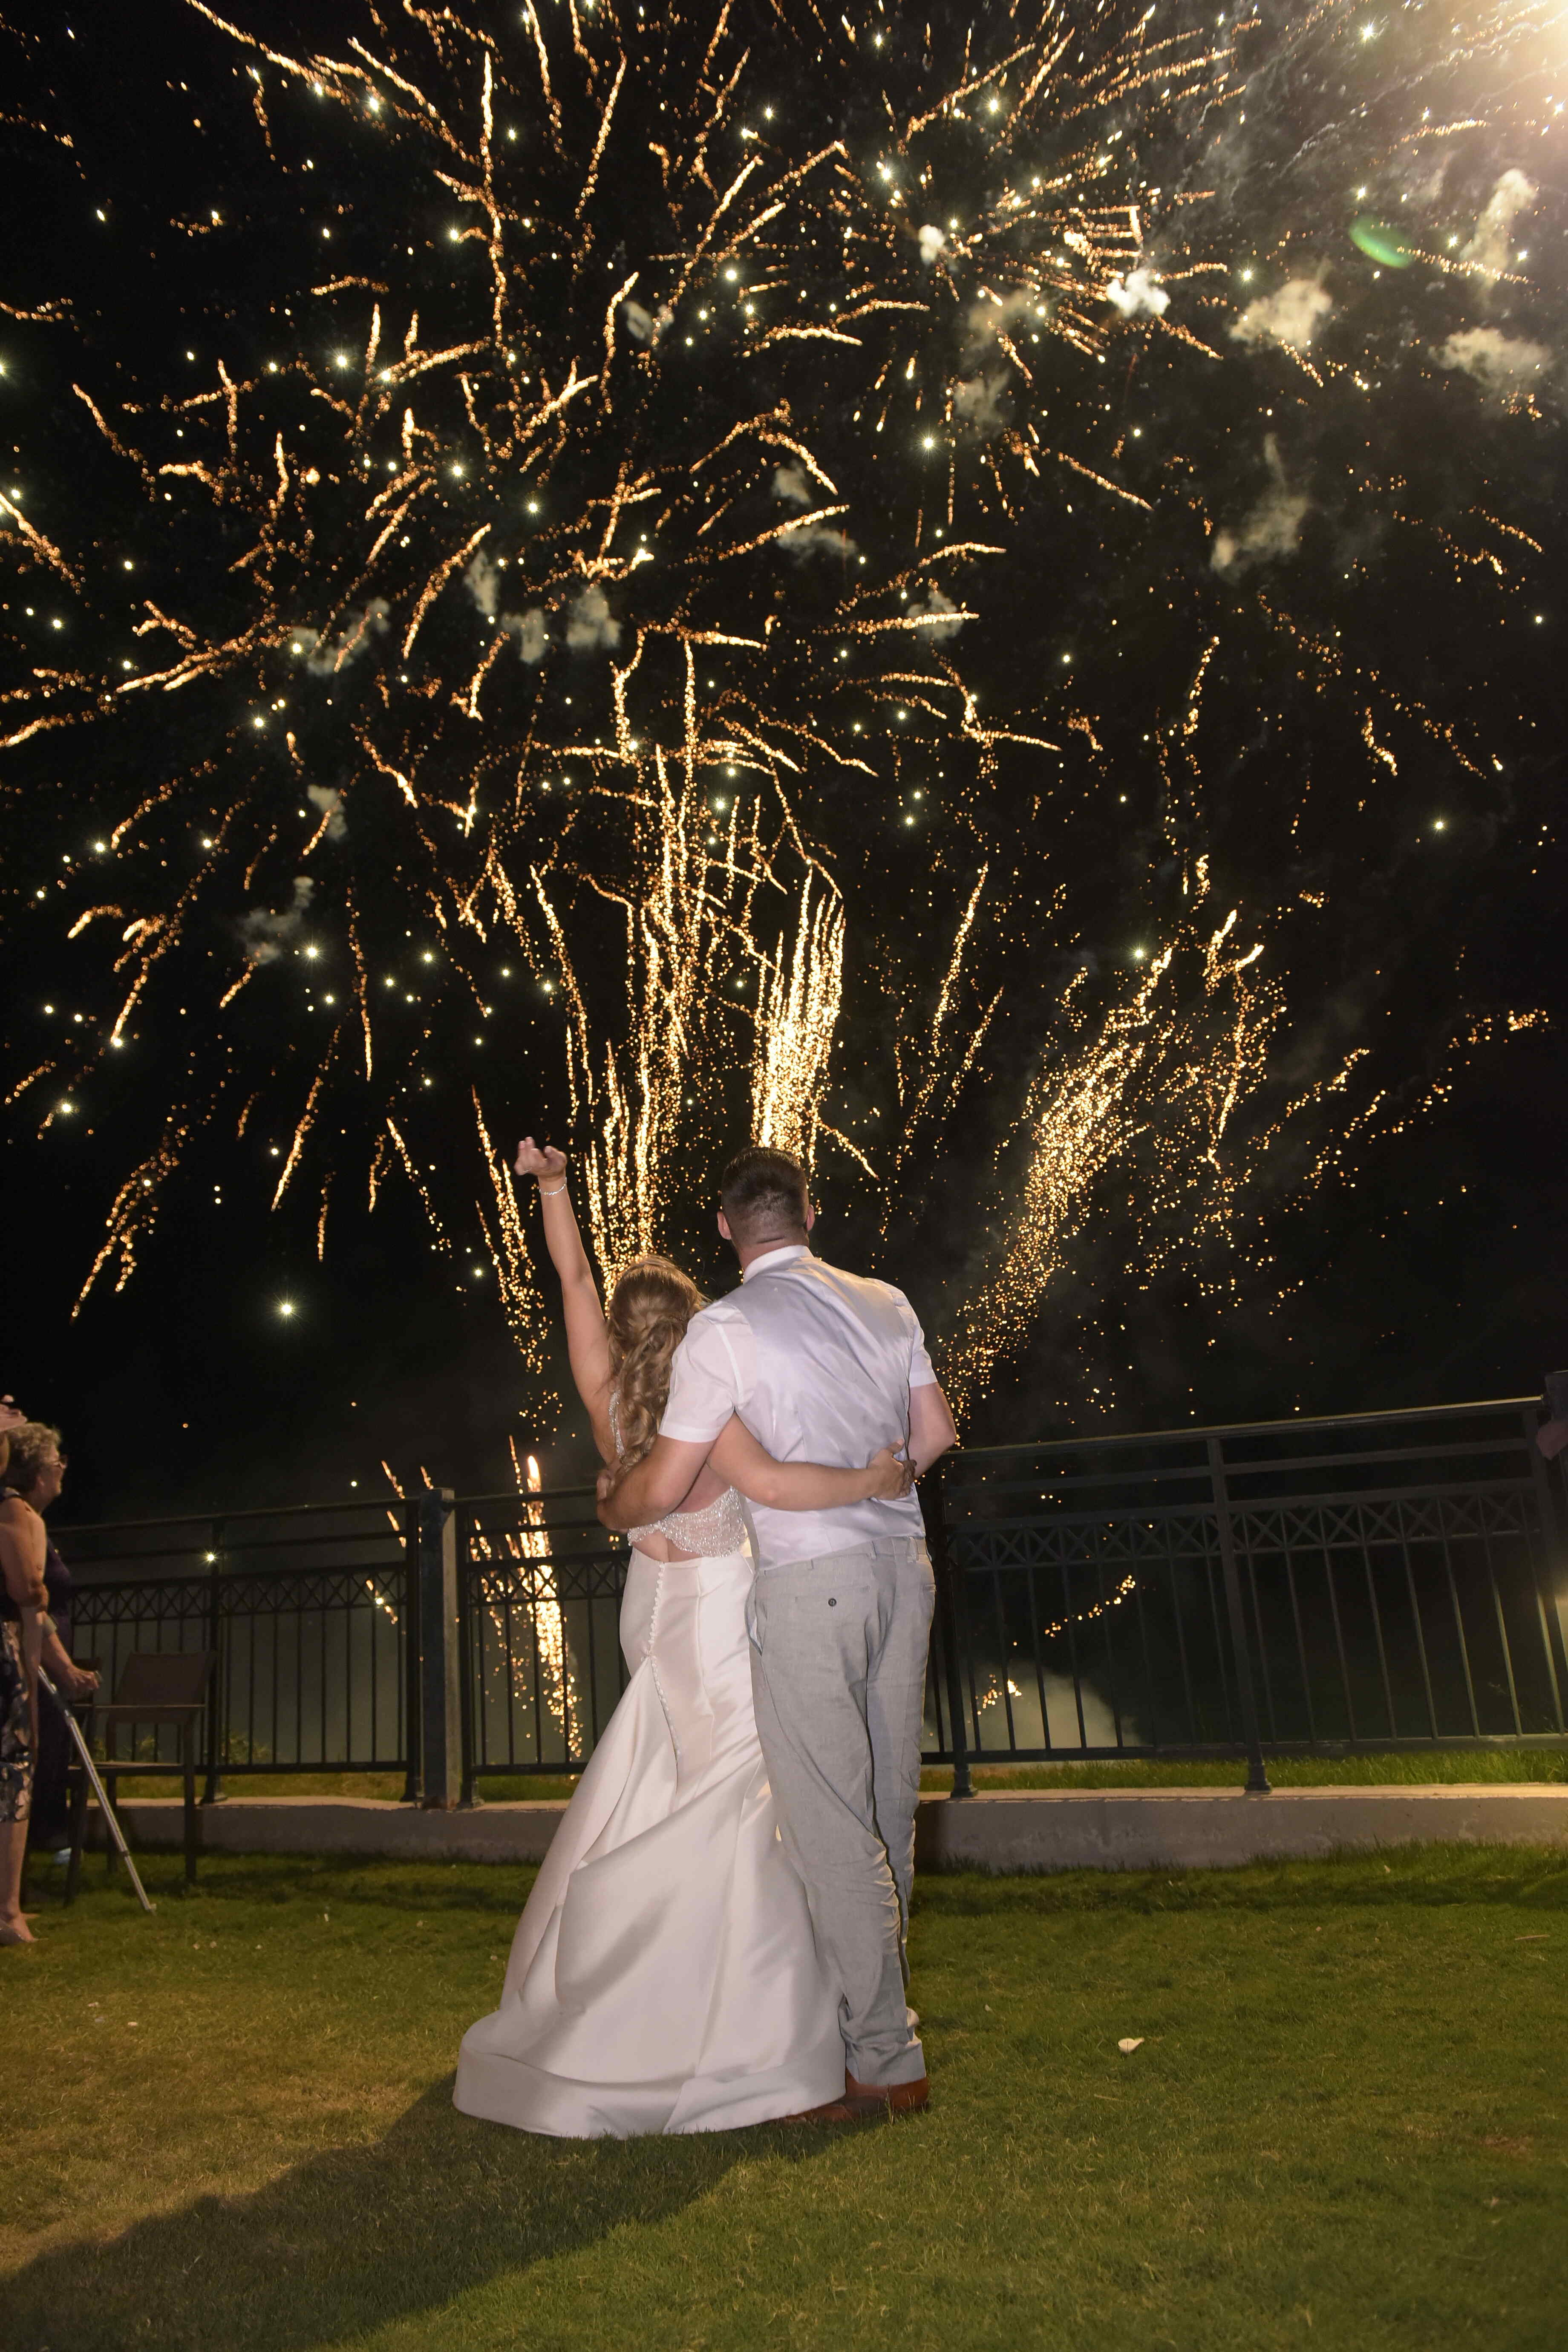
left=61, top=1499, right=417, bottom=1796
left=931, top=1400, right=1568, bottom=1790
left=55, top=1398, right=1568, bottom=1801
left=454, top=1484, right=629, bottom=1797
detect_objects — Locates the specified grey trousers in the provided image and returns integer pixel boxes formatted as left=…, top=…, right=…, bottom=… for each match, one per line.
left=749, top=1536, right=935, bottom=2087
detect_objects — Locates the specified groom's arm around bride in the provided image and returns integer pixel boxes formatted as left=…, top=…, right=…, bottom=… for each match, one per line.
left=600, top=1146, right=957, bottom=2116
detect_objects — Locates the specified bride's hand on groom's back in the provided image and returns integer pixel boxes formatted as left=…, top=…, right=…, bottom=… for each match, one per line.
left=865, top=1445, right=915, bottom=1501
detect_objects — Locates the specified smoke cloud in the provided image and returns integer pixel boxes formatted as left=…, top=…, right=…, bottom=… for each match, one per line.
left=1106, top=267, right=1169, bottom=320
left=464, top=550, right=502, bottom=616
left=1212, top=435, right=1309, bottom=575
left=1462, top=169, right=1535, bottom=279
left=1434, top=325, right=1550, bottom=397
left=952, top=369, right=1010, bottom=438
left=909, top=585, right=968, bottom=644
left=306, top=784, right=346, bottom=842
left=564, top=582, right=621, bottom=652
left=963, top=287, right=1041, bottom=351
left=1228, top=275, right=1334, bottom=353
left=771, top=462, right=814, bottom=507
left=239, top=875, right=315, bottom=965
left=918, top=224, right=946, bottom=266
left=464, top=551, right=551, bottom=663
left=772, top=462, right=856, bottom=558
left=511, top=608, right=549, bottom=663
left=778, top=519, right=859, bottom=562
left=622, top=297, right=672, bottom=346
left=292, top=600, right=390, bottom=677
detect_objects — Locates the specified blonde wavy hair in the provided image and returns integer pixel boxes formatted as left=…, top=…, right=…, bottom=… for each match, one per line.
left=602, top=1256, right=704, bottom=1493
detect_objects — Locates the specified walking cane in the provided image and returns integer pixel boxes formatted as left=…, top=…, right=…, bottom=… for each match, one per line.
left=37, top=1669, right=156, bottom=1915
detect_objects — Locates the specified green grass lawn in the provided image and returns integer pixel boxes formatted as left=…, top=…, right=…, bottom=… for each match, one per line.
left=111, top=1743, right=1568, bottom=1804
left=3, top=1845, right=1565, bottom=2351
left=920, top=1746, right=1568, bottom=1792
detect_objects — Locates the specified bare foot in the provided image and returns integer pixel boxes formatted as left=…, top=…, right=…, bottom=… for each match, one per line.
left=0, top=1914, right=37, bottom=1946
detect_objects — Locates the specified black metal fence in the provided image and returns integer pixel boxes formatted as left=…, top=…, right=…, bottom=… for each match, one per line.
left=63, top=1498, right=417, bottom=1800
left=929, top=1399, right=1568, bottom=1793
left=455, top=1484, right=628, bottom=1799
left=55, top=1396, right=1568, bottom=1802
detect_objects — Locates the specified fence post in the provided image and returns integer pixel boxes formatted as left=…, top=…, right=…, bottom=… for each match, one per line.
left=1207, top=1438, right=1271, bottom=1793
left=1525, top=1389, right=1568, bottom=1700
left=417, top=1488, right=462, bottom=1809
left=201, top=1520, right=225, bottom=1804
left=401, top=1497, right=422, bottom=1805
left=925, top=1462, right=973, bottom=1800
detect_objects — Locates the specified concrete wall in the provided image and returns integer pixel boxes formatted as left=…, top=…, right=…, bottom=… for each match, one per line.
left=87, top=1784, right=1568, bottom=1874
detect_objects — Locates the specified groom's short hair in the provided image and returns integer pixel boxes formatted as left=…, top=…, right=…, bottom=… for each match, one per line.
left=718, top=1145, right=810, bottom=1244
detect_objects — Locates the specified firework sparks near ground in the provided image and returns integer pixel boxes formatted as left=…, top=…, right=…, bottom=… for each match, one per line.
left=1, top=0, right=1560, bottom=1433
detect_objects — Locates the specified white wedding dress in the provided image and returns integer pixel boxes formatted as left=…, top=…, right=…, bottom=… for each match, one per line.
left=453, top=1477, right=842, bottom=2137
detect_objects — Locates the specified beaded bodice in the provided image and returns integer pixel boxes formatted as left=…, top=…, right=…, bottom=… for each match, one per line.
left=609, top=1398, right=748, bottom=1557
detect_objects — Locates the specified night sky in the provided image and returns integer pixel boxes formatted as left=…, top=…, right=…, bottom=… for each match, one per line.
left=2, top=0, right=1563, bottom=1527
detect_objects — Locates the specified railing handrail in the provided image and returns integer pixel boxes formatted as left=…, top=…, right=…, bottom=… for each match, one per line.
left=944, top=1395, right=1542, bottom=1466
left=457, top=1484, right=602, bottom=1510
left=51, top=1398, right=1545, bottom=1549
left=961, top=1431, right=1542, bottom=1493
left=53, top=1480, right=605, bottom=1549
left=72, top=1558, right=411, bottom=1596
left=52, top=1494, right=415, bottom=1542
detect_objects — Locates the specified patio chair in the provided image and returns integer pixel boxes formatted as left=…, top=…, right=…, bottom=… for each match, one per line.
left=66, top=1650, right=216, bottom=1897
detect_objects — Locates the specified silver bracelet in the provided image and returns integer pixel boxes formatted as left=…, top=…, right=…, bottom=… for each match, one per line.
left=537, top=1179, right=568, bottom=1196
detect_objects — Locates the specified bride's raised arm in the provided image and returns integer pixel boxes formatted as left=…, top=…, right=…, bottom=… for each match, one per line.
left=707, top=1417, right=914, bottom=1509
left=513, top=1139, right=615, bottom=1465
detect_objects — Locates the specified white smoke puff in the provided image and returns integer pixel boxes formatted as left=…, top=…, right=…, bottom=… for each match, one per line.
left=464, top=554, right=550, bottom=662
left=620, top=297, right=672, bottom=347
left=909, top=586, right=968, bottom=644
left=305, top=784, right=346, bottom=842
left=1212, top=435, right=1309, bottom=575
left=1434, top=326, right=1551, bottom=396
left=771, top=462, right=813, bottom=507
left=564, top=583, right=620, bottom=652
left=1106, top=267, right=1169, bottom=320
left=779, top=519, right=858, bottom=562
left=1228, top=276, right=1334, bottom=353
left=464, top=550, right=501, bottom=617
left=327, top=598, right=387, bottom=668
left=918, top=224, right=946, bottom=266
left=963, top=288, right=1036, bottom=346
left=295, top=599, right=390, bottom=677
left=952, top=371, right=1009, bottom=437
left=1462, top=169, right=1535, bottom=280
left=507, top=608, right=549, bottom=664
left=463, top=555, right=546, bottom=661
left=1412, top=153, right=1453, bottom=206
left=239, top=875, right=315, bottom=966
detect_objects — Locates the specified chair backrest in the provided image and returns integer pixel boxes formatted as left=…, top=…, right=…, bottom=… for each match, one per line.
left=111, top=1650, right=216, bottom=1710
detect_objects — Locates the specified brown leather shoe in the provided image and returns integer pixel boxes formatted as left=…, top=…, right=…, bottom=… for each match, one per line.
left=778, top=2096, right=868, bottom=2124
left=844, top=2071, right=930, bottom=2117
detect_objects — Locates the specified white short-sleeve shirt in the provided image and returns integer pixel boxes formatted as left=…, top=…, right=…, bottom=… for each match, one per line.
left=661, top=1245, right=937, bottom=1564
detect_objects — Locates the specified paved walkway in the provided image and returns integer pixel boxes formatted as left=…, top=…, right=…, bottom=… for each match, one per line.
left=85, top=1784, right=1568, bottom=1871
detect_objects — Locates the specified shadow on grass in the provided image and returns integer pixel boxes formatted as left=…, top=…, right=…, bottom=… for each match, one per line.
left=6, top=2077, right=813, bottom=2352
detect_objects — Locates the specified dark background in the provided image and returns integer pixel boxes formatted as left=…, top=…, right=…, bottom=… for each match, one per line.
left=2, top=0, right=1563, bottom=1525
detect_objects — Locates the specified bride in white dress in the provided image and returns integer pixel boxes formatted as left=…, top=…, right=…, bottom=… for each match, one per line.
left=454, top=1140, right=913, bottom=2138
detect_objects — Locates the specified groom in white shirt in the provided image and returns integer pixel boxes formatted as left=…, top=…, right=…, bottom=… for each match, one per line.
left=600, top=1145, right=957, bottom=2117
